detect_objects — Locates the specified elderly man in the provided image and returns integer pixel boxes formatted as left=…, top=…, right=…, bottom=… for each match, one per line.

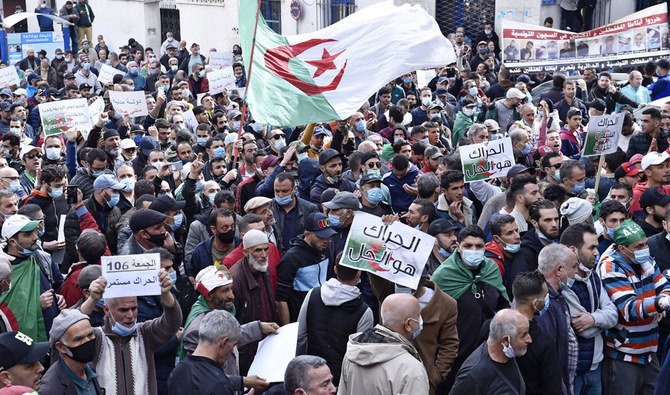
left=450, top=309, right=531, bottom=394
left=168, top=310, right=240, bottom=394
left=0, top=331, right=49, bottom=390
left=619, top=71, right=651, bottom=112
left=41, top=309, right=102, bottom=394
left=244, top=196, right=278, bottom=245
left=282, top=355, right=336, bottom=395
left=230, top=229, right=279, bottom=375
left=80, top=268, right=182, bottom=395
left=338, top=293, right=429, bottom=394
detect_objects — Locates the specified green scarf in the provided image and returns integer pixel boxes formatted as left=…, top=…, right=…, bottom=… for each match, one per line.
left=176, top=295, right=237, bottom=360
left=0, top=257, right=47, bottom=342
left=431, top=252, right=509, bottom=302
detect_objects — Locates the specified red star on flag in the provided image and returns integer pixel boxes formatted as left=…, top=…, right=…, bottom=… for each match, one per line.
left=306, top=48, right=345, bottom=79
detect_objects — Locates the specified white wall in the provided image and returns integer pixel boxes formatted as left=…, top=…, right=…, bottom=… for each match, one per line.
left=176, top=0, right=238, bottom=52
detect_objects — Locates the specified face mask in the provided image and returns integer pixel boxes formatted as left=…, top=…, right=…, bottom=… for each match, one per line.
left=522, top=143, right=533, bottom=156
left=421, top=97, right=432, bottom=107
left=63, top=338, right=96, bottom=363
left=633, top=247, right=651, bottom=265
left=461, top=249, right=485, bottom=268
left=112, top=321, right=138, bottom=337
left=49, top=186, right=64, bottom=199
left=274, top=138, right=286, bottom=150
left=572, top=182, right=585, bottom=193
left=194, top=181, right=204, bottom=193
left=354, top=120, right=366, bottom=132
left=168, top=271, right=177, bottom=284
left=559, top=271, right=575, bottom=290
left=130, top=67, right=139, bottom=75
left=297, top=152, right=308, bottom=163
left=82, top=63, right=91, bottom=71
left=403, top=76, right=413, bottom=84
left=553, top=171, right=561, bottom=182
left=484, top=29, right=492, bottom=35
left=9, top=127, right=21, bottom=137
left=217, top=229, right=235, bottom=244
left=468, top=87, right=478, bottom=96
left=171, top=65, right=178, bottom=72
left=275, top=195, right=292, bottom=206
left=133, top=135, right=142, bottom=145
left=121, top=178, right=135, bottom=193
left=504, top=243, right=521, bottom=254
left=234, top=71, right=244, bottom=79
left=479, top=48, right=488, bottom=55
left=107, top=193, right=120, bottom=208
left=208, top=193, right=217, bottom=205
left=366, top=187, right=383, bottom=205
left=536, top=293, right=550, bottom=316
left=463, top=108, right=474, bottom=117
left=607, top=227, right=615, bottom=239
left=328, top=214, right=342, bottom=230
left=438, top=247, right=451, bottom=259
left=8, top=181, right=22, bottom=194
left=56, top=55, right=63, bottom=60
left=421, top=138, right=430, bottom=145
left=502, top=337, right=516, bottom=359
left=13, top=239, right=35, bottom=257
left=145, top=231, right=166, bottom=247
left=171, top=213, right=183, bottom=230
left=213, top=147, right=226, bottom=159
left=199, top=70, right=206, bottom=78
left=91, top=169, right=105, bottom=178
left=410, top=315, right=423, bottom=340
left=45, top=147, right=61, bottom=161
left=196, top=137, right=208, bottom=147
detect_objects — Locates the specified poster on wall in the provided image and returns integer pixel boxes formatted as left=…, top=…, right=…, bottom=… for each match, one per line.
left=494, top=0, right=541, bottom=39
left=7, top=32, right=65, bottom=65
left=501, top=3, right=669, bottom=74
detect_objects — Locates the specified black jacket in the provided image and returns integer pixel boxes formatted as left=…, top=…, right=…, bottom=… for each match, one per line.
left=450, top=342, right=525, bottom=395
left=40, top=359, right=104, bottom=395
left=508, top=229, right=548, bottom=289
left=517, top=319, right=563, bottom=395
left=70, top=167, right=95, bottom=200
left=626, top=131, right=669, bottom=158
left=64, top=196, right=122, bottom=267
left=271, top=197, right=317, bottom=253
left=589, top=85, right=638, bottom=114
left=21, top=190, right=69, bottom=243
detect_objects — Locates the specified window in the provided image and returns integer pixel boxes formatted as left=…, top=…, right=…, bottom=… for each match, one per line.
left=329, top=0, right=355, bottom=25
left=261, top=0, right=282, bottom=34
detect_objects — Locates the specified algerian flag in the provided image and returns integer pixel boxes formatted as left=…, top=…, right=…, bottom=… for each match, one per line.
left=239, top=2, right=456, bottom=127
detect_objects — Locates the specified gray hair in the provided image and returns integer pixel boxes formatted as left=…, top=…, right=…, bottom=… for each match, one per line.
left=0, top=256, right=10, bottom=282
left=488, top=309, right=520, bottom=342
left=466, top=123, right=487, bottom=138
left=509, top=129, right=528, bottom=144
left=519, top=103, right=536, bottom=114
left=558, top=159, right=585, bottom=182
left=284, top=355, right=329, bottom=393
left=538, top=243, right=572, bottom=274
left=417, top=173, right=439, bottom=198
left=198, top=310, right=241, bottom=345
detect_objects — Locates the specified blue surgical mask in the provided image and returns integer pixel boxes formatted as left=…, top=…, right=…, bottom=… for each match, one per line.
left=8, top=181, right=22, bottom=194
left=232, top=121, right=240, bottom=132
left=607, top=227, right=615, bottom=239
left=328, top=214, right=341, bottom=230
left=504, top=243, right=521, bottom=254
left=133, top=135, right=142, bottom=145
left=522, top=143, right=533, bottom=156
left=410, top=315, right=423, bottom=340
left=199, top=70, right=206, bottom=78
left=48, top=187, right=64, bottom=199
left=560, top=273, right=575, bottom=290
left=197, top=137, right=208, bottom=146
left=274, top=138, right=286, bottom=150
left=275, top=195, right=292, bottom=206
left=14, top=238, right=34, bottom=257
left=195, top=181, right=204, bottom=192
left=82, top=63, right=91, bottom=71
left=421, top=138, right=430, bottom=145
left=130, top=66, right=139, bottom=75
left=461, top=249, right=485, bottom=268
left=394, top=136, right=403, bottom=143
left=38, top=228, right=45, bottom=237
left=208, top=193, right=216, bottom=205
left=150, top=68, right=157, bottom=76
left=468, top=87, right=478, bottom=96
left=553, top=171, right=561, bottom=182
left=355, top=120, right=365, bottom=132
left=168, top=271, right=177, bottom=284
left=438, top=247, right=451, bottom=259
left=572, top=182, right=586, bottom=193
left=91, top=170, right=104, bottom=178
left=120, top=178, right=135, bottom=193
left=171, top=213, right=183, bottom=230
left=213, top=147, right=226, bottom=159
left=297, top=152, right=309, bottom=163
left=107, top=193, right=120, bottom=208
left=403, top=76, right=413, bottom=84
left=112, top=321, right=138, bottom=337
left=538, top=293, right=550, bottom=316
left=633, top=247, right=651, bottom=265
left=366, top=187, right=383, bottom=205
left=479, top=48, right=488, bottom=55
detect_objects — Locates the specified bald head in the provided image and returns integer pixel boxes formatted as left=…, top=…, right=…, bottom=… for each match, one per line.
left=381, top=293, right=420, bottom=340
left=357, top=140, right=377, bottom=153
left=0, top=167, right=19, bottom=179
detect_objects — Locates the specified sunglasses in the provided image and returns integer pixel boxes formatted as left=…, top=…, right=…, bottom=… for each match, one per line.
left=366, top=161, right=382, bottom=169
left=25, top=153, right=42, bottom=159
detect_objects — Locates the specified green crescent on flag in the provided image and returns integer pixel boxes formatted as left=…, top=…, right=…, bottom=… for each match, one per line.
left=239, top=1, right=457, bottom=127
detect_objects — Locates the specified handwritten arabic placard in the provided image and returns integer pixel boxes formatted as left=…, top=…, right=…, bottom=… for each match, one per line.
left=415, top=69, right=436, bottom=89
left=207, top=67, right=236, bottom=95
left=182, top=109, right=199, bottom=133
left=39, top=98, right=93, bottom=137
left=340, top=212, right=434, bottom=289
left=0, top=67, right=21, bottom=88
left=109, top=90, right=148, bottom=117
left=209, top=51, right=235, bottom=70
left=101, top=253, right=161, bottom=298
left=86, top=97, right=105, bottom=140
left=582, top=113, right=624, bottom=157
left=460, top=137, right=516, bottom=182
left=98, top=64, right=124, bottom=85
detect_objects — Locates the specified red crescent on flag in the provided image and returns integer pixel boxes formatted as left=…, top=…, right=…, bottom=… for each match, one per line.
left=264, top=38, right=348, bottom=96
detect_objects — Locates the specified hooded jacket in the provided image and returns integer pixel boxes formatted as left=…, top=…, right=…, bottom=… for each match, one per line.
left=338, top=324, right=429, bottom=395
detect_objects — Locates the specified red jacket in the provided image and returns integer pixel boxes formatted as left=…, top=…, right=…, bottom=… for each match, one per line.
left=484, top=240, right=505, bottom=278
left=221, top=241, right=279, bottom=293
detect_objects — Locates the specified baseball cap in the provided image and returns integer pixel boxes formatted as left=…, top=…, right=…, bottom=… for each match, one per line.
left=0, top=332, right=49, bottom=372
left=244, top=196, right=272, bottom=212
left=305, top=212, right=337, bottom=238
left=323, top=191, right=361, bottom=210
left=516, top=74, right=535, bottom=86
left=477, top=40, right=488, bottom=46
left=93, top=174, right=125, bottom=191
left=613, top=219, right=646, bottom=246
left=26, top=74, right=42, bottom=84
left=424, top=146, right=443, bottom=159
left=227, top=109, right=242, bottom=119
left=0, top=102, right=10, bottom=112
left=428, top=219, right=460, bottom=237
left=630, top=153, right=644, bottom=165
left=64, top=72, right=76, bottom=80
left=0, top=89, right=12, bottom=98
left=138, top=136, right=159, bottom=156
left=195, top=265, right=233, bottom=298
left=614, top=162, right=639, bottom=179
left=428, top=103, right=443, bottom=111
left=641, top=151, right=669, bottom=170
left=506, top=88, right=526, bottom=100
left=483, top=119, right=500, bottom=132
left=318, top=148, right=344, bottom=165
left=128, top=208, right=167, bottom=233
left=1, top=215, right=40, bottom=240
left=507, top=164, right=535, bottom=178
left=149, top=194, right=186, bottom=213
left=640, top=188, right=670, bottom=209
left=49, top=309, right=90, bottom=346
left=78, top=83, right=92, bottom=91
left=313, top=125, right=331, bottom=137
left=12, top=88, right=26, bottom=97
left=320, top=188, right=339, bottom=205
left=120, top=138, right=137, bottom=150
left=19, top=145, right=40, bottom=158
left=360, top=172, right=383, bottom=186
left=585, top=98, right=606, bottom=112
left=166, top=43, right=178, bottom=50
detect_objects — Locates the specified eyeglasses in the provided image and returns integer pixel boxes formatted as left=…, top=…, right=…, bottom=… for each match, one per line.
left=548, top=163, right=561, bottom=170
left=366, top=161, right=382, bottom=169
left=124, top=148, right=136, bottom=153
left=25, top=153, right=42, bottom=159
left=1, top=176, right=19, bottom=181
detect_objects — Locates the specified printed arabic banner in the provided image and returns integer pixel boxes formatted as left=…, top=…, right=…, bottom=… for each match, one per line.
left=39, top=98, right=92, bottom=137
left=340, top=212, right=434, bottom=289
left=101, top=253, right=161, bottom=298
left=582, top=113, right=624, bottom=157
left=501, top=3, right=669, bottom=73
left=460, top=137, right=516, bottom=182
left=108, top=91, right=149, bottom=117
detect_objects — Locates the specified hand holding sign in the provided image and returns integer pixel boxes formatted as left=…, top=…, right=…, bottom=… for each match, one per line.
left=101, top=254, right=161, bottom=298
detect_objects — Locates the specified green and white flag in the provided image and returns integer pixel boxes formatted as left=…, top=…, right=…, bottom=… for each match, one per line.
left=239, top=2, right=456, bottom=126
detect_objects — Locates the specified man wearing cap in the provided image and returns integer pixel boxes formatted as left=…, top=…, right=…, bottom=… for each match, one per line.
left=40, top=309, right=102, bottom=394
left=101, top=129, right=124, bottom=168
left=629, top=151, right=670, bottom=217
left=420, top=146, right=443, bottom=174
left=64, top=174, right=124, bottom=264
left=179, top=43, right=205, bottom=76
left=255, top=144, right=298, bottom=199
left=120, top=208, right=171, bottom=257
left=0, top=331, right=49, bottom=390
left=359, top=172, right=392, bottom=216
left=483, top=87, right=524, bottom=134
left=635, top=188, right=670, bottom=237
left=74, top=58, right=101, bottom=95
left=628, top=108, right=667, bottom=158
left=71, top=148, right=108, bottom=200
left=599, top=220, right=670, bottom=394
left=230, top=229, right=279, bottom=374
left=244, top=197, right=278, bottom=245
left=276, top=212, right=336, bottom=325
left=309, top=148, right=357, bottom=205
left=649, top=58, right=670, bottom=100
left=131, top=136, right=159, bottom=177
left=425, top=218, right=459, bottom=275
left=0, top=215, right=64, bottom=342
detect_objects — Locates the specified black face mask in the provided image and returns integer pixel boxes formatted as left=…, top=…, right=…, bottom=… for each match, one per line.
left=146, top=232, right=166, bottom=247
left=217, top=229, right=235, bottom=244
left=64, top=338, right=96, bottom=363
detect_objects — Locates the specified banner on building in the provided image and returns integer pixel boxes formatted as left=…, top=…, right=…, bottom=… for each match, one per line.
left=339, top=212, right=434, bottom=290
left=501, top=3, right=669, bottom=73
left=582, top=113, right=624, bottom=157
left=460, top=137, right=516, bottom=182
left=7, top=32, right=64, bottom=65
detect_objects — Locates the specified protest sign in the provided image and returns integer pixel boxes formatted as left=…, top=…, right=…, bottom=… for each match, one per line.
left=340, top=212, right=434, bottom=289
left=415, top=69, right=436, bottom=89
left=209, top=51, right=235, bottom=69
left=501, top=3, right=669, bottom=73
left=460, top=137, right=516, bottom=182
left=109, top=91, right=148, bottom=117
left=182, top=109, right=199, bottom=133
left=582, top=113, right=624, bottom=157
left=207, top=67, right=236, bottom=95
left=98, top=64, right=124, bottom=85
left=39, top=98, right=92, bottom=136
left=0, top=67, right=21, bottom=88
left=87, top=97, right=105, bottom=140
left=248, top=323, right=298, bottom=382
left=101, top=253, right=161, bottom=298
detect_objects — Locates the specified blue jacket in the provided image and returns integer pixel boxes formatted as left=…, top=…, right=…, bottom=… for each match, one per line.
left=309, top=174, right=357, bottom=206
left=36, top=7, right=56, bottom=31
left=382, top=165, right=420, bottom=213
left=650, top=74, right=670, bottom=101
left=185, top=236, right=240, bottom=277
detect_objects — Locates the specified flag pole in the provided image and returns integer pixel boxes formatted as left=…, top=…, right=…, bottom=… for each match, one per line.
left=233, top=0, right=263, bottom=169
